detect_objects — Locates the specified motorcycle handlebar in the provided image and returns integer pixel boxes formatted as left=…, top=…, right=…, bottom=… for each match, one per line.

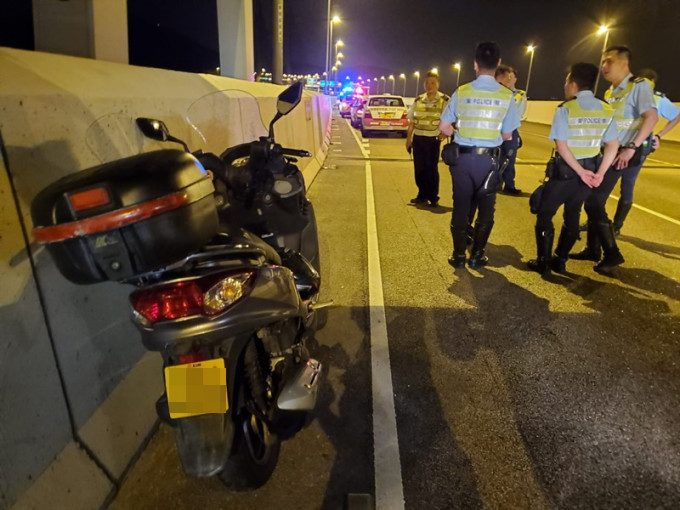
left=282, top=148, right=312, bottom=158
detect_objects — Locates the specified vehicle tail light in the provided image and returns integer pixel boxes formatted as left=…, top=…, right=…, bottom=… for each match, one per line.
left=131, top=270, right=255, bottom=325
left=364, top=110, right=372, bottom=119
left=401, top=111, right=408, bottom=119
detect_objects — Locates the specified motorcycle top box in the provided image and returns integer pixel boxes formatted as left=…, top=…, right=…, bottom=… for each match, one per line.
left=31, top=149, right=218, bottom=284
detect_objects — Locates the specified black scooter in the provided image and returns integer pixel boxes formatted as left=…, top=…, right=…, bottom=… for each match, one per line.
left=31, top=81, right=329, bottom=488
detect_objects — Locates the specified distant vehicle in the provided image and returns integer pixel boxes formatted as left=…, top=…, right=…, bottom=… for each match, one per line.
left=349, top=96, right=367, bottom=128
left=357, top=94, right=409, bottom=137
left=338, top=98, right=352, bottom=118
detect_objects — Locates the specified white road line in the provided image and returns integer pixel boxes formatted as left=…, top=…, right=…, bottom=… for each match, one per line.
left=366, top=160, right=405, bottom=510
left=609, top=194, right=680, bottom=226
left=348, top=115, right=405, bottom=509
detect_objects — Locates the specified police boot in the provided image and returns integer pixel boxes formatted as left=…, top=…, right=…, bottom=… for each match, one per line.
left=448, top=227, right=468, bottom=268
left=527, top=227, right=554, bottom=274
left=569, top=221, right=601, bottom=261
left=551, top=227, right=580, bottom=274
left=612, top=200, right=633, bottom=236
left=594, top=221, right=624, bottom=272
left=468, top=222, right=494, bottom=268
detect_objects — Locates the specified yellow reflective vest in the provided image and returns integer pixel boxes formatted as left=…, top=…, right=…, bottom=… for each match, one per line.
left=604, top=77, right=646, bottom=142
left=411, top=92, right=449, bottom=134
left=456, top=84, right=513, bottom=140
left=562, top=98, right=615, bottom=158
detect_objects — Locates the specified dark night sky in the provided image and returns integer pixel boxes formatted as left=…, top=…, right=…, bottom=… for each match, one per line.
left=2, top=0, right=679, bottom=100
left=254, top=0, right=680, bottom=100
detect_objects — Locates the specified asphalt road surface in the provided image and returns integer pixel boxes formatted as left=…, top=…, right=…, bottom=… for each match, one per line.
left=108, top=118, right=680, bottom=510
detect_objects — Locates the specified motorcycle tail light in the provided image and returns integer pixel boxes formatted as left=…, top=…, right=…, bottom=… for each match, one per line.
left=132, top=282, right=204, bottom=324
left=131, top=270, right=254, bottom=325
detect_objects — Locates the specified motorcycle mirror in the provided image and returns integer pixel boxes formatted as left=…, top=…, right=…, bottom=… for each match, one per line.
left=268, top=81, right=304, bottom=139
left=276, top=81, right=304, bottom=116
left=136, top=117, right=191, bottom=152
left=136, top=118, right=170, bottom=141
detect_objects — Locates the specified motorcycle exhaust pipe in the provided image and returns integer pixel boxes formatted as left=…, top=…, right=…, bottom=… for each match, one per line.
left=277, top=359, right=322, bottom=411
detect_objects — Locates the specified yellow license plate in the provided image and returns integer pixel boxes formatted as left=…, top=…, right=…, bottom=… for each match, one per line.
left=164, top=358, right=228, bottom=419
left=382, top=113, right=393, bottom=118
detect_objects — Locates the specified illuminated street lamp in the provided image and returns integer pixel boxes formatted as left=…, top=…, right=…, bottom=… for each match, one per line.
left=594, top=24, right=610, bottom=96
left=525, top=44, right=536, bottom=97
left=414, top=71, right=420, bottom=96
left=399, top=73, right=406, bottom=96
left=380, top=76, right=386, bottom=94
left=454, top=62, right=461, bottom=87
left=388, top=75, right=395, bottom=94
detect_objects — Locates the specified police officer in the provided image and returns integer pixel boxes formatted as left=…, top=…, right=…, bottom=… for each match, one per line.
left=406, top=71, right=450, bottom=207
left=438, top=41, right=520, bottom=268
left=610, top=68, right=680, bottom=235
left=495, top=64, right=526, bottom=195
left=571, top=45, right=657, bottom=271
left=528, top=63, right=619, bottom=274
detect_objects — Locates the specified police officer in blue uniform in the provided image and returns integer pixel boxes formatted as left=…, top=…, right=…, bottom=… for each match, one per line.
left=495, top=64, right=526, bottom=195
left=571, top=46, right=657, bottom=271
left=528, top=63, right=619, bottom=274
left=610, top=68, right=680, bottom=235
left=439, top=41, right=520, bottom=269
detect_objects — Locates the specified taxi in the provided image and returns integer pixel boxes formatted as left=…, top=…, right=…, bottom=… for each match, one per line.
left=358, top=94, right=408, bottom=137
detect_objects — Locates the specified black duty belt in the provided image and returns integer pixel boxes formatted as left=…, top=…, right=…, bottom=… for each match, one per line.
left=459, top=146, right=500, bottom=158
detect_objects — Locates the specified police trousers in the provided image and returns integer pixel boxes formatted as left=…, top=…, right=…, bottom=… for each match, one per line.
left=584, top=159, right=645, bottom=223
left=501, top=129, right=520, bottom=189
left=536, top=177, right=591, bottom=231
left=413, top=134, right=442, bottom=201
left=450, top=152, right=496, bottom=231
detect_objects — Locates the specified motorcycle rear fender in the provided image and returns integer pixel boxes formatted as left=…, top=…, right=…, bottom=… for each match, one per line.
left=134, top=265, right=304, bottom=352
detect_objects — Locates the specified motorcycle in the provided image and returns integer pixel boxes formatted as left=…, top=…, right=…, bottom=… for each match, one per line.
left=30, top=81, right=329, bottom=488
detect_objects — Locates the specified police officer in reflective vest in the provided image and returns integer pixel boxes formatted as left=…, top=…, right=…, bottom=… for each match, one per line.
left=495, top=64, right=526, bottom=195
left=571, top=45, right=657, bottom=271
left=528, top=63, right=619, bottom=274
left=406, top=71, right=450, bottom=207
left=609, top=68, right=680, bottom=235
left=438, top=41, right=520, bottom=268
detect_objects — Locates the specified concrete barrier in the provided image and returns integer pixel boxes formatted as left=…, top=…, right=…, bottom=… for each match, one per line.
left=525, top=100, right=680, bottom=143
left=0, top=46, right=330, bottom=509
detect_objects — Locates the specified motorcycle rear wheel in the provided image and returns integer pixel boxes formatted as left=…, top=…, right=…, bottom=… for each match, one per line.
left=219, top=410, right=281, bottom=489
left=219, top=341, right=281, bottom=489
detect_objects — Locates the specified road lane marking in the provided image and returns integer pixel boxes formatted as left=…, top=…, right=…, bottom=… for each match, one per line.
left=348, top=116, right=405, bottom=509
left=609, top=194, right=680, bottom=226
left=366, top=160, right=405, bottom=510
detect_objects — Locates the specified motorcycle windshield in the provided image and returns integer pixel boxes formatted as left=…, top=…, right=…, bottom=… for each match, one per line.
left=185, top=89, right=268, bottom=155
left=85, top=112, right=149, bottom=164
left=85, top=89, right=268, bottom=164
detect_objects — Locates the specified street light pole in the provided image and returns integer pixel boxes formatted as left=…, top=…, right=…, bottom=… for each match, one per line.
left=454, top=63, right=461, bottom=88
left=325, top=0, right=330, bottom=94
left=325, top=14, right=340, bottom=94
left=380, top=76, right=385, bottom=94
left=414, top=71, right=420, bottom=96
left=399, top=73, right=406, bottom=96
left=525, top=45, right=535, bottom=97
left=389, top=75, right=395, bottom=94
left=594, top=25, right=610, bottom=97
